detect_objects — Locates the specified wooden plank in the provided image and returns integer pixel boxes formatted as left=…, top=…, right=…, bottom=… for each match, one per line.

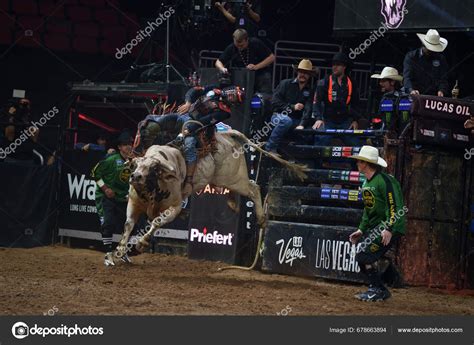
left=279, top=168, right=366, bottom=184
left=268, top=205, right=363, bottom=225
left=270, top=186, right=363, bottom=204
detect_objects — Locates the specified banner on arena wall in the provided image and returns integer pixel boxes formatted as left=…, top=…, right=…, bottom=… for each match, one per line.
left=58, top=150, right=104, bottom=234
left=262, top=221, right=367, bottom=283
left=188, top=185, right=240, bottom=264
left=58, top=150, right=190, bottom=241
left=0, top=162, right=57, bottom=248
left=334, top=0, right=474, bottom=32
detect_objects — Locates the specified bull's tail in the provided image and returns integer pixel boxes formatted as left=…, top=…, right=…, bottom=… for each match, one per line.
left=217, top=227, right=264, bottom=272
left=228, top=130, right=308, bottom=181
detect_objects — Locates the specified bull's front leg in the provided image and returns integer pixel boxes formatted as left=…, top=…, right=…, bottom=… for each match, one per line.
left=136, top=205, right=182, bottom=252
left=114, top=201, right=142, bottom=259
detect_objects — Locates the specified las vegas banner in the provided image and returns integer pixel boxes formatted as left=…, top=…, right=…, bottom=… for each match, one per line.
left=262, top=221, right=367, bottom=283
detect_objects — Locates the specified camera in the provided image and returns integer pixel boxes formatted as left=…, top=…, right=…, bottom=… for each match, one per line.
left=14, top=324, right=29, bottom=337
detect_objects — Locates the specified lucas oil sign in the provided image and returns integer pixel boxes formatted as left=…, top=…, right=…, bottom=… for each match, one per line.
left=262, top=222, right=366, bottom=283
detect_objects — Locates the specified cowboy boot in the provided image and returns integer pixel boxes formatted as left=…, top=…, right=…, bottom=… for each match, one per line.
left=182, top=162, right=197, bottom=198
left=133, top=122, right=161, bottom=156
left=168, top=133, right=185, bottom=149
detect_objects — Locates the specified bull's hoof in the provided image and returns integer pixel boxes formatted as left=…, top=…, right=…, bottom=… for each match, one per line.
left=114, top=246, right=127, bottom=258
left=136, top=239, right=150, bottom=253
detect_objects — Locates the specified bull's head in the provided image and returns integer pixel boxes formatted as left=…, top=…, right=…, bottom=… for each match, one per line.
left=381, top=0, right=407, bottom=29
left=129, top=156, right=176, bottom=201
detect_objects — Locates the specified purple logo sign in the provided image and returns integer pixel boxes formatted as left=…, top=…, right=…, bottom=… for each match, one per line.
left=381, top=0, right=407, bottom=29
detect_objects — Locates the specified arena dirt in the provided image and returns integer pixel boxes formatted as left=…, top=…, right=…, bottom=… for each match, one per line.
left=0, top=246, right=473, bottom=315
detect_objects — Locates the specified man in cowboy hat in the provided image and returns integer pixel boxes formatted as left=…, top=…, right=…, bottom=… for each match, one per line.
left=371, top=67, right=410, bottom=133
left=92, top=131, right=134, bottom=266
left=264, top=59, right=316, bottom=153
left=348, top=145, right=406, bottom=301
left=371, top=66, right=403, bottom=95
left=312, top=52, right=361, bottom=147
left=403, top=29, right=449, bottom=97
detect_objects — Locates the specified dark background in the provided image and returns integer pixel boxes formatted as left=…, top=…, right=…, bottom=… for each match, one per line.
left=1, top=0, right=473, bottom=148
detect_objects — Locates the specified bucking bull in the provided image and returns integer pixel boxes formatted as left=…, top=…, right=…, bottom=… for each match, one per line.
left=113, top=130, right=307, bottom=270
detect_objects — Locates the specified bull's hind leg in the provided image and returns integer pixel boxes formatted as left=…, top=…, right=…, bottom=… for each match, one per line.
left=219, top=180, right=266, bottom=271
left=230, top=180, right=266, bottom=230
left=136, top=205, right=182, bottom=252
left=226, top=192, right=240, bottom=213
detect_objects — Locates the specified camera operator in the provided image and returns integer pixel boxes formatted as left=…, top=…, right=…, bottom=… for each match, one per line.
left=0, top=98, right=40, bottom=162
left=215, top=1, right=261, bottom=37
left=215, top=28, right=274, bottom=93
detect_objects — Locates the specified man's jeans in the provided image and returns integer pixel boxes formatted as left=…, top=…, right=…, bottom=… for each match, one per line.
left=313, top=119, right=360, bottom=147
left=265, top=113, right=300, bottom=152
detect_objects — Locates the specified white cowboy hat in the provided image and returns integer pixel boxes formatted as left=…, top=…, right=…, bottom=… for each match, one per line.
left=416, top=29, right=448, bottom=52
left=292, top=59, right=318, bottom=75
left=349, top=145, right=387, bottom=168
left=371, top=66, right=403, bottom=82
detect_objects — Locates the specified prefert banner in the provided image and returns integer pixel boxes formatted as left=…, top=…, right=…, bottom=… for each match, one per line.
left=188, top=185, right=240, bottom=264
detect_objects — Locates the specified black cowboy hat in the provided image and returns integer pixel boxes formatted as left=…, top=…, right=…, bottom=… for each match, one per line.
left=116, top=130, right=133, bottom=146
left=332, top=52, right=352, bottom=66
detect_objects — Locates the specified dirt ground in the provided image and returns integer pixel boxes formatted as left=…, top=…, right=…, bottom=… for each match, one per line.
left=0, top=245, right=473, bottom=316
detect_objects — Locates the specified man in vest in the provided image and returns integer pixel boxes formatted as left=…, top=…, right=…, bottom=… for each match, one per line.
left=370, top=67, right=410, bottom=134
left=403, top=29, right=449, bottom=97
left=349, top=146, right=407, bottom=301
left=312, top=52, right=361, bottom=146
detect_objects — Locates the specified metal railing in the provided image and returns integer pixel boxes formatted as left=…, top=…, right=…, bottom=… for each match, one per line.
left=198, top=40, right=385, bottom=100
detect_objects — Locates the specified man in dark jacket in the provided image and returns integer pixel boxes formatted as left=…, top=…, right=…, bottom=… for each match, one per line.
left=403, top=29, right=449, bottom=97
left=264, top=59, right=316, bottom=153
left=312, top=52, right=361, bottom=147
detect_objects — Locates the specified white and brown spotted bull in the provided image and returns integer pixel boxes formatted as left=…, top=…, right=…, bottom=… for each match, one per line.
left=114, top=130, right=307, bottom=269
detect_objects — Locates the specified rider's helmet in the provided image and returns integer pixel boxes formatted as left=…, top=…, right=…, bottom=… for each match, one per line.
left=221, top=86, right=245, bottom=105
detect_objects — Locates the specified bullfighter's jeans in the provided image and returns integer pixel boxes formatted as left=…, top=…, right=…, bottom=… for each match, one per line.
left=97, top=196, right=127, bottom=252
left=355, top=234, right=400, bottom=289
